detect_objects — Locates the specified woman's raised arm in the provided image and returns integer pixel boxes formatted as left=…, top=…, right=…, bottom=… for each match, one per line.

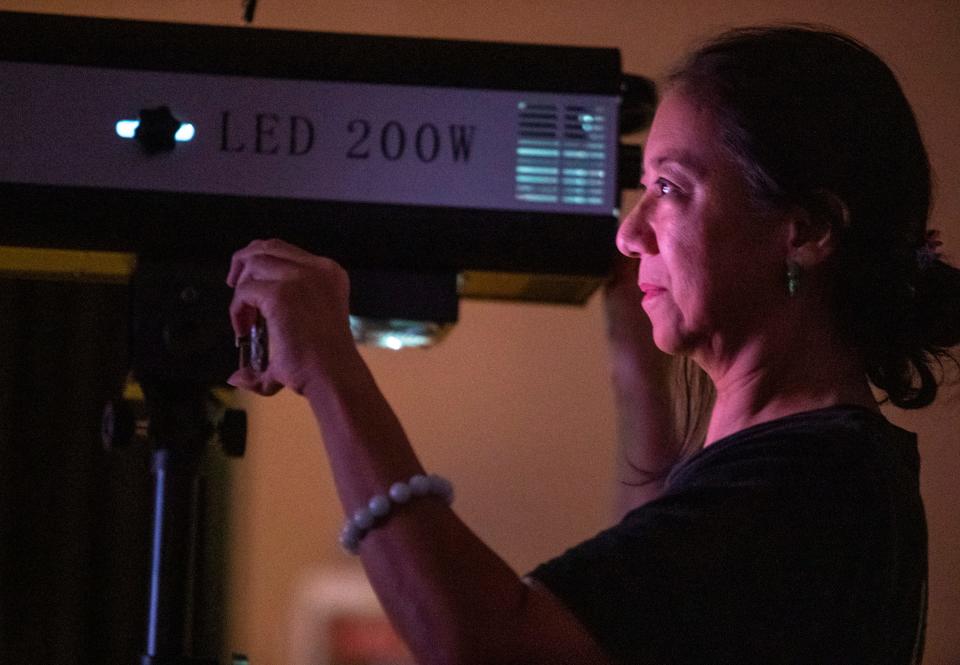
left=227, top=239, right=612, bottom=665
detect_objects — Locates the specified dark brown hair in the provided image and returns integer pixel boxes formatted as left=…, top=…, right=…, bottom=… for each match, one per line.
left=667, top=25, right=960, bottom=408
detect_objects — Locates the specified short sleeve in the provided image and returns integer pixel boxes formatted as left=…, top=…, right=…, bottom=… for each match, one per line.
left=529, top=484, right=764, bottom=663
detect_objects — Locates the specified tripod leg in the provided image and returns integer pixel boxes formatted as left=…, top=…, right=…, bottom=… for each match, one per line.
left=140, top=383, right=218, bottom=665
left=144, top=448, right=200, bottom=661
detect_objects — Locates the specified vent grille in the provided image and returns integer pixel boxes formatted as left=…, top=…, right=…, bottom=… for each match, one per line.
left=515, top=101, right=609, bottom=207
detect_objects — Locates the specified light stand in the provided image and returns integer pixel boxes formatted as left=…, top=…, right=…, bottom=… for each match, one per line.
left=103, top=259, right=247, bottom=665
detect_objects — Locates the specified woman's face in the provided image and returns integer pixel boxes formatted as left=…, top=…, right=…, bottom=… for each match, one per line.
left=616, top=90, right=788, bottom=360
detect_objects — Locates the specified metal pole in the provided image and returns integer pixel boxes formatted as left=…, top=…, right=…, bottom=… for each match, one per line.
left=140, top=383, right=215, bottom=665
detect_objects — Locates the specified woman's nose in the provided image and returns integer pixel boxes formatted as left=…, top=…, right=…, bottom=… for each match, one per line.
left=616, top=196, right=657, bottom=258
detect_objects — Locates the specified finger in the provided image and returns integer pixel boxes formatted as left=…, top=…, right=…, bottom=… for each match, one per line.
left=233, top=252, right=305, bottom=289
left=228, top=239, right=287, bottom=287
left=227, top=239, right=268, bottom=287
left=247, top=238, right=319, bottom=264
left=229, top=248, right=300, bottom=291
left=227, top=239, right=318, bottom=286
left=229, top=292, right=260, bottom=338
left=229, top=277, right=277, bottom=337
left=227, top=366, right=258, bottom=389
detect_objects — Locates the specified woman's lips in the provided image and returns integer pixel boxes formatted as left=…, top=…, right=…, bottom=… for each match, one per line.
left=639, top=283, right=666, bottom=300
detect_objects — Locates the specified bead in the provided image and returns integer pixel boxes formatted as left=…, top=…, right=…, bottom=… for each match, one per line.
left=409, top=474, right=431, bottom=496
left=343, top=521, right=360, bottom=540
left=339, top=472, right=454, bottom=555
left=339, top=523, right=361, bottom=554
left=429, top=474, right=455, bottom=504
left=389, top=481, right=412, bottom=504
left=352, top=506, right=375, bottom=530
left=340, top=535, right=359, bottom=554
left=368, top=494, right=391, bottom=518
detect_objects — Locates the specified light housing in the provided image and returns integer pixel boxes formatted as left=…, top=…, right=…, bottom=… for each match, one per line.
left=0, top=11, right=654, bottom=348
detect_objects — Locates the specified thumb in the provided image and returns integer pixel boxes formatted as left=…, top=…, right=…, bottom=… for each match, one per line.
left=227, top=367, right=284, bottom=396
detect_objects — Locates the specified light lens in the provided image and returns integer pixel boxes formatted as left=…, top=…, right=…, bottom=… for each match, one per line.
left=349, top=316, right=452, bottom=349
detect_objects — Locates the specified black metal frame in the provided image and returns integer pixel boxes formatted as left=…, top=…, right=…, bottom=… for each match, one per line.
left=0, top=10, right=624, bottom=278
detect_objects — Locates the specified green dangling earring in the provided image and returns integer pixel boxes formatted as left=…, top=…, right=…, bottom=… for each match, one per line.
left=787, top=260, right=801, bottom=297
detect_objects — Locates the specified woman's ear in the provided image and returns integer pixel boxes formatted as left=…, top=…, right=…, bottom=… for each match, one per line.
left=787, top=189, right=849, bottom=266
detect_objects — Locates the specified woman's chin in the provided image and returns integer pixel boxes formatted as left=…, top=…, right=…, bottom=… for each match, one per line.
left=651, top=328, right=682, bottom=355
left=650, top=323, right=700, bottom=358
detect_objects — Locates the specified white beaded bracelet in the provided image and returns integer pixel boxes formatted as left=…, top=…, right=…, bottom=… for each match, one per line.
left=339, top=473, right=454, bottom=555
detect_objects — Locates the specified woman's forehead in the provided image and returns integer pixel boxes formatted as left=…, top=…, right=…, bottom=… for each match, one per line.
left=644, top=92, right=723, bottom=175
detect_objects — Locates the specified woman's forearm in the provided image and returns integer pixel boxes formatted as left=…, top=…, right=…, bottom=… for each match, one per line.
left=302, top=349, right=608, bottom=665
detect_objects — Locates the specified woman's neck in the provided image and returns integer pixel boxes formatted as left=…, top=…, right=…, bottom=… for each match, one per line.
left=698, top=304, right=878, bottom=446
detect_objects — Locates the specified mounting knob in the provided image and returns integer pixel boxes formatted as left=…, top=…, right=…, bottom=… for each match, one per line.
left=102, top=398, right=149, bottom=451
left=135, top=105, right=182, bottom=154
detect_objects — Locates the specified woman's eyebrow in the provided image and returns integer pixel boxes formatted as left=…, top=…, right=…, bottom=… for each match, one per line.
left=647, top=150, right=709, bottom=178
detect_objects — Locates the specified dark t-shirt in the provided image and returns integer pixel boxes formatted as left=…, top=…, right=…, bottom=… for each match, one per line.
left=529, top=406, right=927, bottom=664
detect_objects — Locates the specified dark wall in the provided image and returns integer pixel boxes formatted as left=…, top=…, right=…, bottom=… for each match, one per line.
left=0, top=278, right=151, bottom=664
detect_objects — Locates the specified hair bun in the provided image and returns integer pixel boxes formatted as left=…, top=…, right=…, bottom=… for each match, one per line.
left=915, top=257, right=960, bottom=350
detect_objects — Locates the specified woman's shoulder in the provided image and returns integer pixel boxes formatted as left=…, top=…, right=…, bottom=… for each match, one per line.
left=664, top=405, right=918, bottom=492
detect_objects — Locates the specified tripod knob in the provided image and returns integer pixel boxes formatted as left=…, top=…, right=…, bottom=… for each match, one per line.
left=102, top=398, right=148, bottom=451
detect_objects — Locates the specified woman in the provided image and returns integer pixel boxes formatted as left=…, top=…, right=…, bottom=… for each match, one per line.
left=227, top=25, right=960, bottom=664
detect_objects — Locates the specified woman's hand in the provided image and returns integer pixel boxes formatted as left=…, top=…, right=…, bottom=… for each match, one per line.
left=226, top=239, right=357, bottom=396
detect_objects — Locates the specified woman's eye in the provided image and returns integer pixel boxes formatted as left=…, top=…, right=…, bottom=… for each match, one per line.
left=655, top=178, right=677, bottom=196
